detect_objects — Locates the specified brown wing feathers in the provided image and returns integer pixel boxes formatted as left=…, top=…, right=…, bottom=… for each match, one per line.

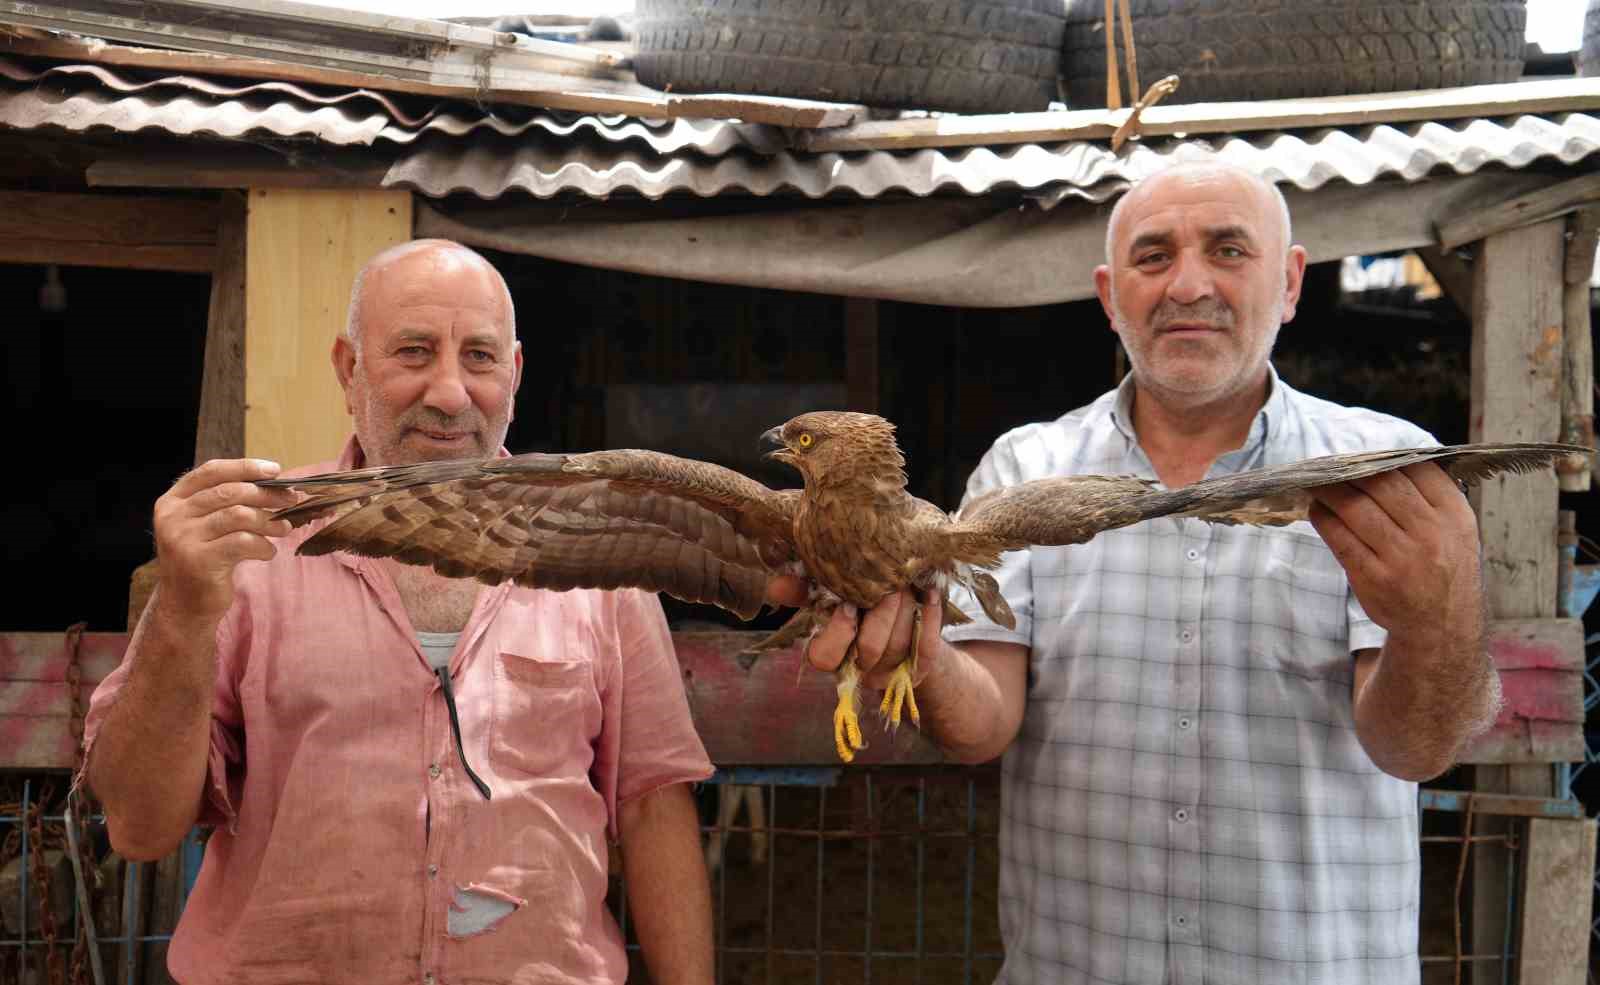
left=264, top=450, right=795, bottom=619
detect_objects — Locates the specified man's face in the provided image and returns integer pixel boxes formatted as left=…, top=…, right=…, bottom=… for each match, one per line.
left=335, top=248, right=522, bottom=467
left=1094, top=168, right=1306, bottom=407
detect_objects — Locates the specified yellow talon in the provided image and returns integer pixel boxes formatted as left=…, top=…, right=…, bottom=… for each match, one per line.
left=879, top=658, right=920, bottom=729
left=834, top=660, right=866, bottom=762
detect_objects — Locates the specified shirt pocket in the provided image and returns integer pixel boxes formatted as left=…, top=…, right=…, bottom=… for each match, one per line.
left=490, top=651, right=602, bottom=778
left=1252, top=524, right=1353, bottom=676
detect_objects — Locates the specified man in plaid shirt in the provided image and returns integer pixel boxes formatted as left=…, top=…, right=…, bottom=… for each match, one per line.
left=805, top=160, right=1499, bottom=984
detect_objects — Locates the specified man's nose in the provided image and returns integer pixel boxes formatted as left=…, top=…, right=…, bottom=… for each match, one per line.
left=423, top=361, right=471, bottom=417
left=1165, top=252, right=1215, bottom=305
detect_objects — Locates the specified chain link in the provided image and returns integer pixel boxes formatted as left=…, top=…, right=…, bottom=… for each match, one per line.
left=27, top=780, right=65, bottom=985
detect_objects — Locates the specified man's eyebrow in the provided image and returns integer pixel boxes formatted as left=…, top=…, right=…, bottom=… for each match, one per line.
left=1127, top=230, right=1173, bottom=256
left=1202, top=224, right=1257, bottom=246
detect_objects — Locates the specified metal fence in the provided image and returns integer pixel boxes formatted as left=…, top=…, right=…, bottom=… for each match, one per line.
left=0, top=768, right=1580, bottom=985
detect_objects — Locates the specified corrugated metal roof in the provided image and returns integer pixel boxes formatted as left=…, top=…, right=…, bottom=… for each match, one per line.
left=384, top=113, right=1600, bottom=202
left=4, top=51, right=1599, bottom=202
left=0, top=54, right=774, bottom=153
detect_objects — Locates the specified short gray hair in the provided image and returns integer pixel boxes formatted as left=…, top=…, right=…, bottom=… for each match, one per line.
left=343, top=239, right=515, bottom=357
left=1104, top=160, right=1292, bottom=267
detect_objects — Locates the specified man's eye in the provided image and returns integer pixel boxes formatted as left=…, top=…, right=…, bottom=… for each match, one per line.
left=1135, top=252, right=1168, bottom=266
left=1217, top=246, right=1245, bottom=259
left=466, top=350, right=495, bottom=364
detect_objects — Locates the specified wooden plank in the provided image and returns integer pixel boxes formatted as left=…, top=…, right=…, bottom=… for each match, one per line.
left=674, top=632, right=943, bottom=765
left=0, top=32, right=661, bottom=118
left=195, top=191, right=248, bottom=467
left=1418, top=790, right=1586, bottom=818
left=1437, top=172, right=1600, bottom=251
left=1559, top=207, right=1598, bottom=492
left=1483, top=618, right=1584, bottom=671
left=792, top=76, right=1600, bottom=153
left=845, top=299, right=879, bottom=414
left=243, top=187, right=411, bottom=468
left=1467, top=217, right=1567, bottom=982
left=88, top=150, right=389, bottom=192
left=1469, top=219, right=1565, bottom=618
left=1414, top=245, right=1474, bottom=319
left=0, top=190, right=216, bottom=273
left=0, top=29, right=866, bottom=127
left=1517, top=817, right=1597, bottom=985
left=0, top=631, right=125, bottom=770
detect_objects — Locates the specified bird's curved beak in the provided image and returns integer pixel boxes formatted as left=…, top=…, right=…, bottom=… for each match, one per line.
left=761, top=426, right=793, bottom=464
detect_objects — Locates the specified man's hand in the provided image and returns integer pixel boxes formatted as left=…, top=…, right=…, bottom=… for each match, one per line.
left=804, top=588, right=944, bottom=691
left=765, top=574, right=809, bottom=609
left=1307, top=461, right=1482, bottom=643
left=154, top=459, right=300, bottom=623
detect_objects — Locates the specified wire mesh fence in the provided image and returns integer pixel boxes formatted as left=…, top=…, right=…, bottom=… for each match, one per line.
left=0, top=768, right=1581, bottom=985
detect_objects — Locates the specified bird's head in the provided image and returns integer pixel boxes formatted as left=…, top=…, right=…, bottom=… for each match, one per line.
left=762, top=411, right=907, bottom=491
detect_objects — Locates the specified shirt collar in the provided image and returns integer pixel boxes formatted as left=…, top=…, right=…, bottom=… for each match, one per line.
left=1106, top=362, right=1288, bottom=470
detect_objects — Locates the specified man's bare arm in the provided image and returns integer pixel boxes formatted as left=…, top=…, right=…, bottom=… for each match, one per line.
left=89, top=459, right=295, bottom=860
left=617, top=783, right=714, bottom=985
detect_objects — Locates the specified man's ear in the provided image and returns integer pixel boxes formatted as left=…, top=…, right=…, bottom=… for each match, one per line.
left=1094, top=265, right=1117, bottom=329
left=332, top=334, right=357, bottom=416
left=1281, top=245, right=1308, bottom=323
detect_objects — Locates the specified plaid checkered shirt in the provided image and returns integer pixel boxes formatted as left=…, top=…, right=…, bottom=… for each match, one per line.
left=946, top=366, right=1436, bottom=985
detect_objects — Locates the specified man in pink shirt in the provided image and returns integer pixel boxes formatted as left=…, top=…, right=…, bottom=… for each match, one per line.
left=79, top=239, right=717, bottom=984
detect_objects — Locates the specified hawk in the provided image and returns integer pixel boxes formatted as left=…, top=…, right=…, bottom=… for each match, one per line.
left=262, top=412, right=1585, bottom=762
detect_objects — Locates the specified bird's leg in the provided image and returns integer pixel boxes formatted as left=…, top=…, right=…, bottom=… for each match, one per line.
left=877, top=603, right=922, bottom=731
left=834, top=652, right=866, bottom=763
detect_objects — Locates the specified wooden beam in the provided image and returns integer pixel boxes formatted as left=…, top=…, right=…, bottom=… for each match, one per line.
left=1560, top=207, right=1598, bottom=492
left=1516, top=817, right=1597, bottom=985
left=845, top=299, right=880, bottom=414
left=88, top=150, right=389, bottom=192
left=792, top=76, right=1600, bottom=153
left=1467, top=218, right=1567, bottom=981
left=1437, top=172, right=1600, bottom=251
left=1, top=629, right=948, bottom=769
left=1463, top=618, right=1585, bottom=763
left=0, top=31, right=869, bottom=127
left=196, top=190, right=248, bottom=466
left=0, top=190, right=216, bottom=272
left=1414, top=245, right=1474, bottom=319
left=243, top=187, right=412, bottom=468
left=674, top=632, right=943, bottom=765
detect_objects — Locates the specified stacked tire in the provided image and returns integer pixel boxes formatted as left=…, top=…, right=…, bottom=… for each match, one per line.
left=1061, top=0, right=1529, bottom=107
left=634, top=0, right=1068, bottom=115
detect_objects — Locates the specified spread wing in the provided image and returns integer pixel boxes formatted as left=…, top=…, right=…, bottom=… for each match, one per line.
left=260, top=450, right=801, bottom=620
left=951, top=441, right=1589, bottom=552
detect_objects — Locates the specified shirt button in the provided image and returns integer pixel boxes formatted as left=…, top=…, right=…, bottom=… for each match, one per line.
left=428, top=864, right=438, bottom=878
left=1180, top=629, right=1193, bottom=643
left=1174, top=808, right=1190, bottom=822
left=429, top=763, right=441, bottom=780
left=1178, top=717, right=1192, bottom=730
left=1186, top=549, right=1199, bottom=561
left=1175, top=914, right=1188, bottom=927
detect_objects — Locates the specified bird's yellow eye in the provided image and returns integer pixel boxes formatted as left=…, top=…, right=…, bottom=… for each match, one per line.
left=797, top=433, right=814, bottom=448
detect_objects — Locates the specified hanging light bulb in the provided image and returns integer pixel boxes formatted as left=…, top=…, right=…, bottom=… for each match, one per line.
left=38, top=265, right=67, bottom=313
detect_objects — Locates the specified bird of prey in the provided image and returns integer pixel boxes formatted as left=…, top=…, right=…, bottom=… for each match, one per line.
left=261, top=412, right=1586, bottom=762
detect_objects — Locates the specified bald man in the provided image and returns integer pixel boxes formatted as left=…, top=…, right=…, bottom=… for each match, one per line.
left=83, top=240, right=715, bottom=984
left=805, top=162, right=1495, bottom=984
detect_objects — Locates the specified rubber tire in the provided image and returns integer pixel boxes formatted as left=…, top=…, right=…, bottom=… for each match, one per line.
left=1580, top=0, right=1600, bottom=78
left=1062, top=0, right=1528, bottom=107
left=634, top=0, right=1067, bottom=115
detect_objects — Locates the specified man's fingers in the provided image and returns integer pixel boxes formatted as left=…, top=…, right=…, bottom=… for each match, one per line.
left=1308, top=500, right=1381, bottom=582
left=805, top=603, right=859, bottom=672
left=171, top=458, right=282, bottom=499
left=189, top=479, right=301, bottom=518
left=199, top=504, right=293, bottom=543
left=220, top=530, right=280, bottom=565
left=854, top=591, right=915, bottom=673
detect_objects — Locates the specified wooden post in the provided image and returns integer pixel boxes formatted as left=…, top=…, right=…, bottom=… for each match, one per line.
left=243, top=187, right=412, bottom=468
left=1516, top=817, right=1598, bottom=985
left=195, top=191, right=249, bottom=467
left=1467, top=218, right=1566, bottom=982
left=1560, top=207, right=1598, bottom=492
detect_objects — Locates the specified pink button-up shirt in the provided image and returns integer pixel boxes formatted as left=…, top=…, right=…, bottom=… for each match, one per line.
left=83, top=439, right=713, bottom=984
